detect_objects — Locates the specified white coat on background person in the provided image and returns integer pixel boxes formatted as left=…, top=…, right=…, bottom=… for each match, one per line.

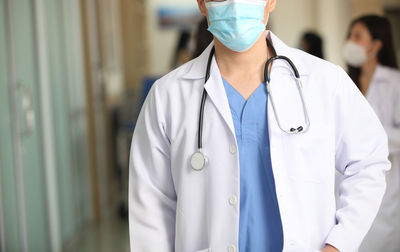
left=358, top=65, right=400, bottom=252
left=128, top=29, right=390, bottom=252
left=342, top=15, right=400, bottom=252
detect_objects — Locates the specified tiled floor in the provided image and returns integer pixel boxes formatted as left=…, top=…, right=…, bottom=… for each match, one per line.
left=64, top=217, right=130, bottom=252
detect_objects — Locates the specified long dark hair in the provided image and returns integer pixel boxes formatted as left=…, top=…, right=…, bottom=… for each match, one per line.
left=346, top=15, right=398, bottom=88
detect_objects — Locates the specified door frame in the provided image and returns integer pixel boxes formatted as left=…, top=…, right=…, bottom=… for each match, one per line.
left=4, top=0, right=29, bottom=250
left=33, top=0, right=62, bottom=250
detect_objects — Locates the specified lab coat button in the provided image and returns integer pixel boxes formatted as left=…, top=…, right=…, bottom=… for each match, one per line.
left=229, top=145, right=237, bottom=154
left=229, top=195, right=237, bottom=205
left=228, top=245, right=236, bottom=252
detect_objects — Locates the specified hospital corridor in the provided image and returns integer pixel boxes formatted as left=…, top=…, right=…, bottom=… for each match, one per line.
left=0, top=0, right=400, bottom=251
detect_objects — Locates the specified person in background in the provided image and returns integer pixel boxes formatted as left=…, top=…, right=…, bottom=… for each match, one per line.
left=344, top=14, right=400, bottom=252
left=299, top=31, right=324, bottom=59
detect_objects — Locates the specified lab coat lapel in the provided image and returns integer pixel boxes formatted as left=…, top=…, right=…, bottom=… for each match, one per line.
left=182, top=42, right=236, bottom=138
left=204, top=56, right=236, bottom=138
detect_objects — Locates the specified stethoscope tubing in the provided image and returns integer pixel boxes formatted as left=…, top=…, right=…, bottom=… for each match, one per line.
left=191, top=39, right=310, bottom=170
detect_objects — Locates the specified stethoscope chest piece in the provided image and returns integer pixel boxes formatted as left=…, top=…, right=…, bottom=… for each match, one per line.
left=190, top=150, right=207, bottom=171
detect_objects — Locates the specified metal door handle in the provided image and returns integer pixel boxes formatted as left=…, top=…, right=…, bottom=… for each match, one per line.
left=18, top=83, right=35, bottom=137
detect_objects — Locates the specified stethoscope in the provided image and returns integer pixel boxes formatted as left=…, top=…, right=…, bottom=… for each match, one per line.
left=190, top=39, right=311, bottom=171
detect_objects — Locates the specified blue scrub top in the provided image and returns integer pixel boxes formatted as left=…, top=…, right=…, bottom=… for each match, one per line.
left=222, top=78, right=284, bottom=252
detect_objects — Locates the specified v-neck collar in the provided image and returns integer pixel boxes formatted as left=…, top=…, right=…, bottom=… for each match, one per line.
left=222, top=77, right=265, bottom=102
left=222, top=78, right=267, bottom=122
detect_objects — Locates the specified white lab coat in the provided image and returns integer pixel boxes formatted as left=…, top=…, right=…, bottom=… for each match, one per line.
left=129, top=31, right=390, bottom=252
left=359, top=65, right=400, bottom=252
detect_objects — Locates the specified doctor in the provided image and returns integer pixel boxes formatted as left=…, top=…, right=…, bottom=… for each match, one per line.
left=129, top=0, right=390, bottom=251
left=343, top=15, right=400, bottom=252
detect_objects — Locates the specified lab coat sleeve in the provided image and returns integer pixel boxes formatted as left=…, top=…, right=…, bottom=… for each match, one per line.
left=129, top=81, right=176, bottom=251
left=325, top=66, right=391, bottom=252
left=384, top=87, right=400, bottom=154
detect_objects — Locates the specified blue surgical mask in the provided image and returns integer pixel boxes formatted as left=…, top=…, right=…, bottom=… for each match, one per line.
left=206, top=0, right=268, bottom=52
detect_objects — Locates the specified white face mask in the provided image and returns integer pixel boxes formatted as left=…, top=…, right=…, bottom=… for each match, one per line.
left=343, top=41, right=378, bottom=68
left=343, top=41, right=368, bottom=67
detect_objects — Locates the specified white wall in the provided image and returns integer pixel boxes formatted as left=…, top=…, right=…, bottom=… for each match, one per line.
left=270, top=0, right=318, bottom=49
left=316, top=0, right=352, bottom=66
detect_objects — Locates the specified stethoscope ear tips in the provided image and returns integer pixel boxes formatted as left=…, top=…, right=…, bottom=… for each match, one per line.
left=290, top=126, right=304, bottom=133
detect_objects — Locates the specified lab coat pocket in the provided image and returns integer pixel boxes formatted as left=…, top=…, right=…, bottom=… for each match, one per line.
left=283, top=122, right=334, bottom=183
